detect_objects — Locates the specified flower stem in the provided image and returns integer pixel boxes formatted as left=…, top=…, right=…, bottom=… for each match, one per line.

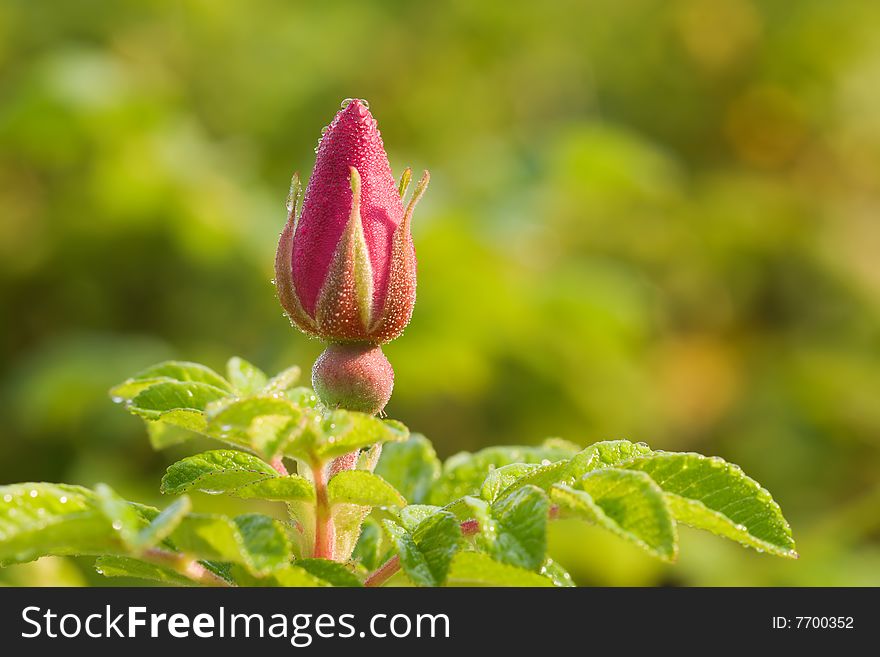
left=312, top=462, right=334, bottom=559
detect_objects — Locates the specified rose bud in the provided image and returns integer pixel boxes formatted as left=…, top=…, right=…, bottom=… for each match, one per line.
left=275, top=98, right=429, bottom=345
left=275, top=99, right=429, bottom=414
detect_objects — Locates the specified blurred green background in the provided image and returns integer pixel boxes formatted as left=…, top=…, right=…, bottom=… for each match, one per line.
left=1, top=0, right=879, bottom=586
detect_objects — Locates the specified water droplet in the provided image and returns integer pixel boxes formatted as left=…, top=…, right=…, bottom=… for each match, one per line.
left=341, top=97, right=354, bottom=109
left=112, top=521, right=123, bottom=531
left=96, top=568, right=104, bottom=575
left=540, top=459, right=551, bottom=466
left=186, top=390, right=194, bottom=398
left=111, top=396, right=124, bottom=404
left=29, top=489, right=38, bottom=498
left=59, top=496, right=68, bottom=504
left=2, top=494, right=12, bottom=503
left=220, top=424, right=232, bottom=432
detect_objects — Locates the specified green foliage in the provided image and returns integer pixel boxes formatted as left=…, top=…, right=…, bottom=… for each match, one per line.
left=0, top=359, right=797, bottom=586
left=95, top=556, right=196, bottom=586
left=110, top=358, right=407, bottom=464
left=622, top=452, right=797, bottom=558
left=445, top=553, right=554, bottom=587
left=328, top=471, right=406, bottom=508
left=374, top=434, right=441, bottom=504
left=385, top=511, right=462, bottom=587
left=552, top=471, right=676, bottom=561
left=161, top=450, right=314, bottom=502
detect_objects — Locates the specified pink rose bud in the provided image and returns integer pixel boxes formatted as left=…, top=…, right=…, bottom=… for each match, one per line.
left=275, top=98, right=429, bottom=345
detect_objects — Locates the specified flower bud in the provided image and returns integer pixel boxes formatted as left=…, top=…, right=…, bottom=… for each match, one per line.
left=275, top=99, right=429, bottom=345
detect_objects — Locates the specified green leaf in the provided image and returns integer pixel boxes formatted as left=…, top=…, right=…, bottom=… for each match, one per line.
left=161, top=450, right=279, bottom=494
left=226, top=357, right=268, bottom=395
left=161, top=450, right=314, bottom=502
left=493, top=460, right=572, bottom=500
left=444, top=495, right=492, bottom=527
left=394, top=511, right=461, bottom=587
left=110, top=361, right=233, bottom=401
left=128, top=381, right=230, bottom=429
left=95, top=483, right=146, bottom=549
left=207, top=396, right=303, bottom=456
left=0, top=483, right=132, bottom=565
left=541, top=558, right=575, bottom=587
left=264, top=366, right=302, bottom=394
left=397, top=505, right=443, bottom=532
left=296, top=559, right=363, bottom=587
left=232, top=476, right=315, bottom=502
left=305, top=414, right=409, bottom=461
left=95, top=556, right=195, bottom=586
left=285, top=387, right=319, bottom=407
left=147, top=421, right=196, bottom=450
left=234, top=514, right=293, bottom=574
left=352, top=518, right=386, bottom=571
left=566, top=440, right=653, bottom=480
left=374, top=434, right=441, bottom=504
left=167, top=513, right=291, bottom=574
left=621, top=452, right=797, bottom=558
left=486, top=485, right=549, bottom=571
left=552, top=469, right=677, bottom=561
left=428, top=441, right=578, bottom=505
left=328, top=471, right=406, bottom=508
left=135, top=496, right=191, bottom=550
left=480, top=463, right=542, bottom=502
left=225, top=563, right=328, bottom=587
left=446, top=552, right=554, bottom=587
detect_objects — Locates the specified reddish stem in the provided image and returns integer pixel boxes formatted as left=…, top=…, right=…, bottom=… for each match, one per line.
left=312, top=462, right=334, bottom=559
left=364, top=554, right=400, bottom=588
